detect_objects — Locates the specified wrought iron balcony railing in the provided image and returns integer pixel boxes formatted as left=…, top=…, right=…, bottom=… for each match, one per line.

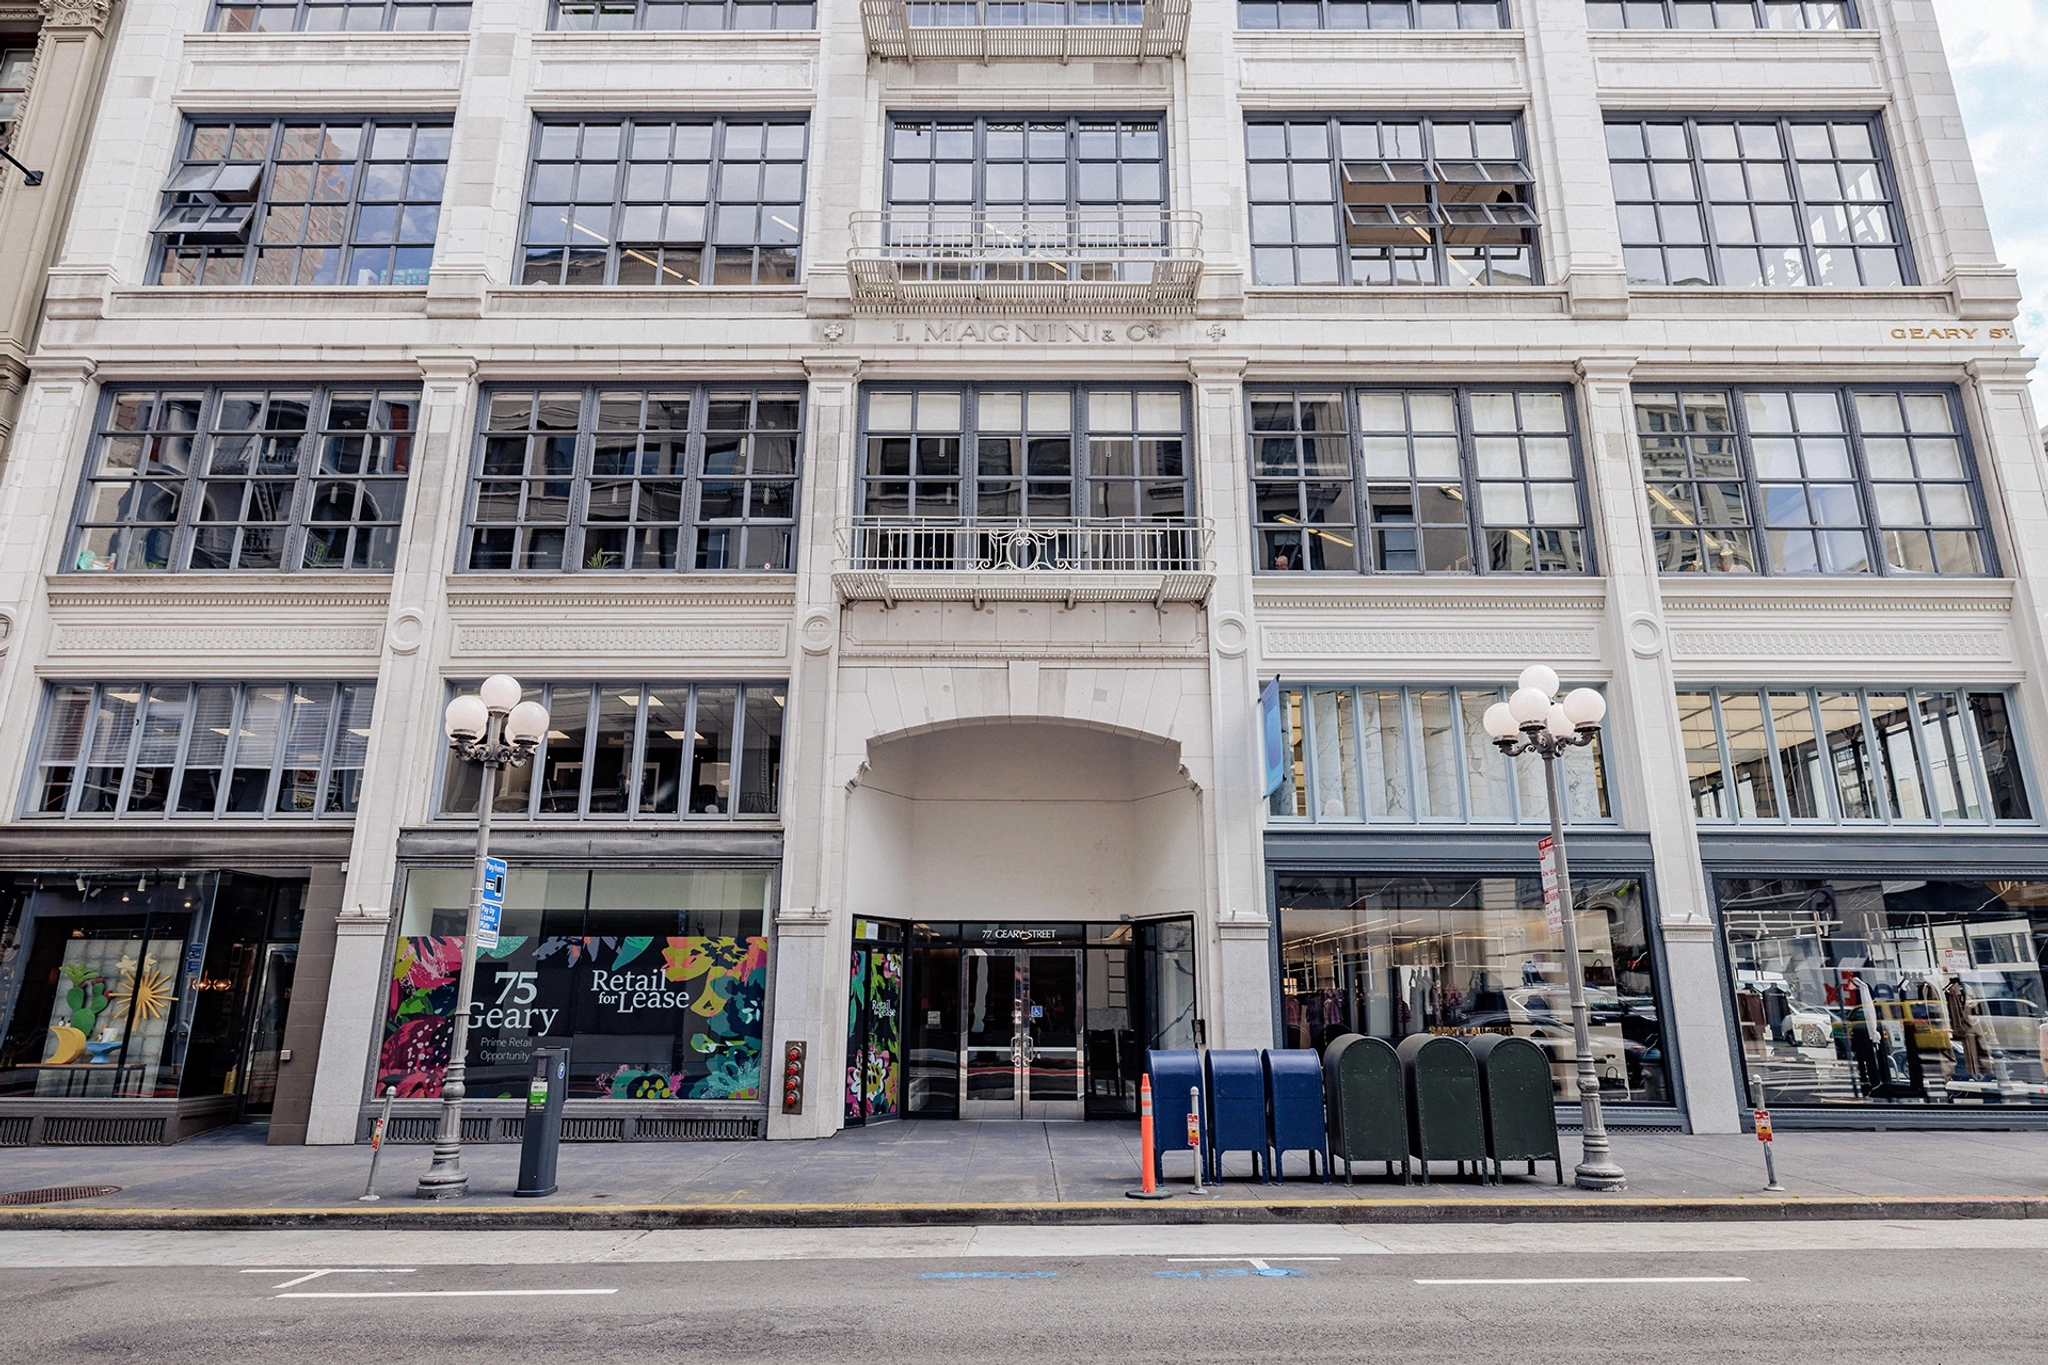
left=861, top=0, right=1190, bottom=61
left=846, top=209, right=1203, bottom=312
left=843, top=517, right=1210, bottom=574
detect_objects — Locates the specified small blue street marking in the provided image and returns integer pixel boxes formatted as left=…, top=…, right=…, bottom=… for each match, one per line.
left=919, top=1271, right=1059, bottom=1280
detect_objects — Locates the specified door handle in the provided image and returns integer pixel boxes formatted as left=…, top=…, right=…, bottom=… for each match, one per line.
left=1010, top=1033, right=1034, bottom=1066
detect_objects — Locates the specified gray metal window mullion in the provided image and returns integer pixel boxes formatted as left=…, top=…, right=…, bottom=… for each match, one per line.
left=1851, top=689, right=1894, bottom=823
left=1945, top=386, right=1998, bottom=576
left=59, top=684, right=103, bottom=818
left=162, top=683, right=201, bottom=820
left=1706, top=688, right=1737, bottom=825
left=1752, top=685, right=1793, bottom=827
left=625, top=683, right=651, bottom=819
left=1563, top=386, right=1597, bottom=575
left=1796, top=689, right=1839, bottom=823
left=571, top=682, right=597, bottom=818
left=1772, top=115, right=1831, bottom=292
left=1349, top=686, right=1370, bottom=824
left=336, top=120, right=372, bottom=289
left=308, top=680, right=343, bottom=821
left=1343, top=388, right=1370, bottom=575
left=726, top=683, right=748, bottom=819
left=524, top=683, right=551, bottom=818
left=168, top=387, right=219, bottom=576
left=1682, top=117, right=1730, bottom=288
left=1444, top=681, right=1473, bottom=821
left=1727, top=384, right=1773, bottom=577
left=110, top=682, right=155, bottom=816
left=680, top=684, right=700, bottom=821
left=1297, top=685, right=1322, bottom=824
left=1900, top=685, right=1948, bottom=826
left=1324, top=117, right=1352, bottom=289
left=1953, top=687, right=2001, bottom=825
left=1835, top=380, right=1891, bottom=578
left=1395, top=686, right=1423, bottom=824
left=281, top=385, right=326, bottom=576
left=564, top=386, right=597, bottom=573
left=1452, top=387, right=1486, bottom=576
left=214, top=683, right=249, bottom=817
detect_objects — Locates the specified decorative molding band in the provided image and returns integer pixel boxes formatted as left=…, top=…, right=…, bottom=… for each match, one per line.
left=1263, top=628, right=1600, bottom=660
left=838, top=646, right=1207, bottom=663
left=1252, top=594, right=1607, bottom=615
left=1668, top=628, right=2010, bottom=661
left=445, top=591, right=796, bottom=611
left=48, top=586, right=392, bottom=611
left=51, top=625, right=384, bottom=654
left=453, top=625, right=788, bottom=655
left=1659, top=590, right=2014, bottom=615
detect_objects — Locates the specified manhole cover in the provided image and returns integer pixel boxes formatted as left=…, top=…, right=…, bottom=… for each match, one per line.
left=0, top=1185, right=123, bottom=1207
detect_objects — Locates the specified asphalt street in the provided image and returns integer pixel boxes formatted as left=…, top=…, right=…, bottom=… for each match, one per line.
left=1, top=1222, right=2044, bottom=1363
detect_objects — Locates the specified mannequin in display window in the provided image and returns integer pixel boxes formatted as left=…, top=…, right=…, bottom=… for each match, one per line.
left=1945, top=975, right=1986, bottom=1078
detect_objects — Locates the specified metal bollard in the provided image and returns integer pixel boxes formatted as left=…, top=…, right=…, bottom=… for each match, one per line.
left=1750, top=1075, right=1784, bottom=1193
left=358, top=1086, right=397, bottom=1202
left=1188, top=1084, right=1207, bottom=1194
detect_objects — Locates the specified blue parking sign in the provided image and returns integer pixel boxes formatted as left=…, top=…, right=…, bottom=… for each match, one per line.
left=477, top=857, right=507, bottom=950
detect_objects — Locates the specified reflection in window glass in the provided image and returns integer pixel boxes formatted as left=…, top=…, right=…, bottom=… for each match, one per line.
left=1588, top=1, right=1853, bottom=29
left=1721, top=876, right=2048, bottom=1108
left=1241, top=1, right=1506, bottom=27
left=214, top=0, right=471, bottom=29
left=555, top=0, right=813, bottom=28
left=440, top=681, right=783, bottom=820
left=1280, top=874, right=1671, bottom=1104
left=25, top=680, right=373, bottom=819
left=1269, top=684, right=1612, bottom=825
left=1679, top=686, right=2033, bottom=825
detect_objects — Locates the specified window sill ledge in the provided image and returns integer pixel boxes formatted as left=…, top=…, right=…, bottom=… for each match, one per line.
left=1656, top=576, right=2016, bottom=615
left=1625, top=286, right=1956, bottom=319
left=45, top=573, right=394, bottom=611
left=1241, top=286, right=1568, bottom=317
left=111, top=286, right=430, bottom=318
left=486, top=285, right=809, bottom=316
left=1250, top=576, right=1607, bottom=615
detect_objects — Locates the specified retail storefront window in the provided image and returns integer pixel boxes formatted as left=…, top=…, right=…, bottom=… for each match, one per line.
left=438, top=680, right=784, bottom=820
left=0, top=873, right=305, bottom=1102
left=1678, top=686, right=2033, bottom=826
left=1720, top=876, right=2048, bottom=1107
left=1239, top=1, right=1507, bottom=27
left=381, top=868, right=771, bottom=1101
left=1277, top=873, right=1670, bottom=1104
left=1268, top=683, right=1611, bottom=826
left=23, top=680, right=376, bottom=819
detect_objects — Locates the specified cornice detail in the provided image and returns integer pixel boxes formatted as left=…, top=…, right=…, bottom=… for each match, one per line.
left=52, top=625, right=384, bottom=654
left=1264, top=627, right=1600, bottom=660
left=446, top=590, right=797, bottom=611
left=453, top=625, right=788, bottom=655
left=1668, top=628, right=2008, bottom=661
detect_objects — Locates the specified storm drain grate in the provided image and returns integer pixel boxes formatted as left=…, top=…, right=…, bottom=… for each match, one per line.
left=0, top=1185, right=124, bottom=1207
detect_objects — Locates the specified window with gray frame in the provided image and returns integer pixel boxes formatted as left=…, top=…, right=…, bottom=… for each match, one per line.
left=1678, top=686, right=2032, bottom=826
left=860, top=384, right=1190, bottom=522
left=439, top=681, right=784, bottom=820
left=1633, top=386, right=1989, bottom=576
left=553, top=0, right=813, bottom=28
left=154, top=118, right=448, bottom=286
left=1268, top=683, right=1612, bottom=825
left=1587, top=1, right=1852, bottom=28
left=1251, top=386, right=1589, bottom=574
left=67, top=385, right=417, bottom=574
left=1247, top=116, right=1539, bottom=287
left=519, top=117, right=806, bottom=287
left=27, top=681, right=376, bottom=819
left=884, top=115, right=1167, bottom=280
left=464, top=385, right=800, bottom=573
left=1608, top=115, right=1907, bottom=287
left=1239, top=1, right=1505, bottom=27
left=211, top=0, right=470, bottom=30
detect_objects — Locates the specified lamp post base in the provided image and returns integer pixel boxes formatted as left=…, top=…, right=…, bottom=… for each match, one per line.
left=1573, top=1160, right=1628, bottom=1192
left=414, top=1145, right=469, bottom=1200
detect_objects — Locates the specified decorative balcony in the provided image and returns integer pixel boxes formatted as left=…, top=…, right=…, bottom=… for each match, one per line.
left=834, top=517, right=1214, bottom=606
left=846, top=209, right=1204, bottom=313
left=860, top=0, right=1190, bottom=62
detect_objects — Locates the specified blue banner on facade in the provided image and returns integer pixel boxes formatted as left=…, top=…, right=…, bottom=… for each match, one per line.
left=1260, top=678, right=1284, bottom=797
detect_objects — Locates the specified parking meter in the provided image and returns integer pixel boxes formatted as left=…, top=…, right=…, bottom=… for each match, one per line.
left=515, top=1047, right=568, bottom=1198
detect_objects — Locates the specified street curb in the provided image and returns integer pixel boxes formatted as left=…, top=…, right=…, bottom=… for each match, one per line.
left=3, top=1195, right=2045, bottom=1231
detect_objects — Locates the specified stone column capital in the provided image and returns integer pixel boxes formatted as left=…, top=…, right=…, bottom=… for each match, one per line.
left=36, top=0, right=113, bottom=34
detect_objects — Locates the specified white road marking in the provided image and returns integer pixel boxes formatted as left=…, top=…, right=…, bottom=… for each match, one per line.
left=2, top=1221, right=2045, bottom=1269
left=240, top=1268, right=417, bottom=1289
left=1416, top=1276, right=1750, bottom=1286
left=277, top=1288, right=619, bottom=1300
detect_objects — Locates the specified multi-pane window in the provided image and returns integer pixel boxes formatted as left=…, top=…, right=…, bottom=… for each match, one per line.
left=0, top=48, right=31, bottom=143
left=439, top=681, right=785, bottom=820
left=154, top=118, right=448, bottom=287
left=519, top=117, right=806, bottom=287
left=884, top=115, right=1166, bottom=281
left=1632, top=386, right=1988, bottom=576
left=1267, top=683, right=1612, bottom=825
left=1251, top=386, right=1588, bottom=574
left=553, top=0, right=813, bottom=26
left=211, top=0, right=471, bottom=30
left=464, top=385, right=800, bottom=573
left=27, top=681, right=376, bottom=819
left=1678, top=686, right=2032, bottom=826
left=1608, top=115, right=1907, bottom=287
left=1587, top=2, right=1853, bottom=28
left=859, top=385, right=1190, bottom=522
left=67, top=385, right=416, bottom=574
left=1239, top=1, right=1506, bottom=27
left=1248, top=116, right=1539, bottom=288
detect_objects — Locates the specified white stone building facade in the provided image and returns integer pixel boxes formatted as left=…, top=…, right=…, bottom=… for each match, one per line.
left=1, top=0, right=2045, bottom=1151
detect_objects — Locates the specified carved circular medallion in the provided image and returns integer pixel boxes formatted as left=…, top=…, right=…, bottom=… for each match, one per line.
left=1625, top=612, right=1665, bottom=659
left=1213, top=612, right=1248, bottom=658
left=387, top=608, right=425, bottom=655
left=801, top=611, right=835, bottom=655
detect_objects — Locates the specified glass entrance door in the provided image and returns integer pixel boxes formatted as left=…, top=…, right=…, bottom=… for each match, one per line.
left=959, top=949, right=1084, bottom=1119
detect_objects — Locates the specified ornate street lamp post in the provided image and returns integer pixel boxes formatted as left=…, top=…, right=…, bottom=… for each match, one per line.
left=1483, top=665, right=1627, bottom=1192
left=415, top=674, right=549, bottom=1200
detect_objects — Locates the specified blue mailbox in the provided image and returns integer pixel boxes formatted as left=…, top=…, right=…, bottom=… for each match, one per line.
left=1144, top=1049, right=1209, bottom=1184
left=1204, top=1049, right=1269, bottom=1182
left=1262, top=1048, right=1330, bottom=1184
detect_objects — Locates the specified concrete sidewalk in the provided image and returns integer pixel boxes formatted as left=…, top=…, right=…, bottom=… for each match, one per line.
left=2, top=1120, right=2045, bottom=1228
